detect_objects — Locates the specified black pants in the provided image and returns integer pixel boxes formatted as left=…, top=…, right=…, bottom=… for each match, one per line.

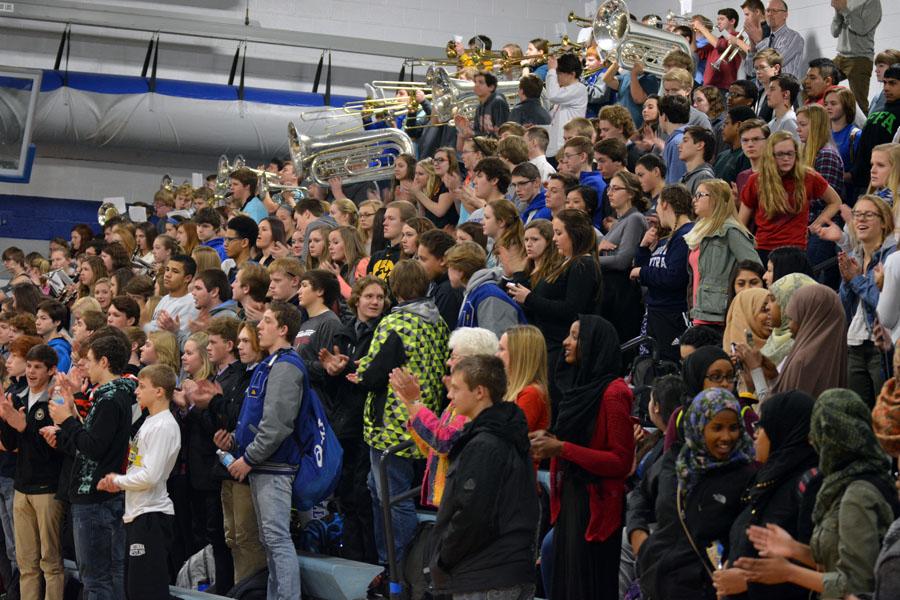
left=646, top=308, right=690, bottom=364
left=189, top=485, right=234, bottom=593
left=126, top=512, right=174, bottom=600
left=337, top=438, right=378, bottom=563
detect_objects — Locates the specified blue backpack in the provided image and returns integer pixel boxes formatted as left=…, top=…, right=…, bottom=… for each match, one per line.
left=236, top=348, right=343, bottom=510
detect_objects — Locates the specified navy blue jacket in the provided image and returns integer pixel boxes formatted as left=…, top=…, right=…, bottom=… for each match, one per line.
left=635, top=222, right=694, bottom=312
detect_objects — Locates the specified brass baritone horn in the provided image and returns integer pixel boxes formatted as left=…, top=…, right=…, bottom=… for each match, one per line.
left=288, top=123, right=414, bottom=187
left=428, top=66, right=521, bottom=124
left=97, top=202, right=120, bottom=226
left=590, top=0, right=692, bottom=77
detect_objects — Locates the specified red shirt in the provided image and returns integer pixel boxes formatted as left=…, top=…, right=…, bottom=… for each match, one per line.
left=699, top=35, right=743, bottom=90
left=740, top=170, right=828, bottom=250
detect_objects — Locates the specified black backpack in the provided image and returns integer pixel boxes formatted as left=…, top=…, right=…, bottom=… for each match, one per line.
left=227, top=568, right=268, bottom=600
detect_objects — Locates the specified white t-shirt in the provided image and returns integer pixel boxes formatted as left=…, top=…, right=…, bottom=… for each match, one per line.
left=144, top=293, right=198, bottom=338
left=113, top=410, right=181, bottom=523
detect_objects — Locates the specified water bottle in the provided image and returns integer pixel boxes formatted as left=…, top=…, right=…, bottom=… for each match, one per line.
left=51, top=389, right=66, bottom=405
left=216, top=449, right=235, bottom=467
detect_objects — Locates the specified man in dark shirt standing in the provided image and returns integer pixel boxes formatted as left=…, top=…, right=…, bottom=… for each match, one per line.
left=455, top=71, right=510, bottom=147
left=509, top=74, right=551, bottom=126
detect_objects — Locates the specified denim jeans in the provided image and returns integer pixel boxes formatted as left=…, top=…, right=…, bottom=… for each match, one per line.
left=367, top=446, right=417, bottom=566
left=72, top=495, right=126, bottom=600
left=0, top=475, right=16, bottom=570
left=248, top=472, right=300, bottom=600
left=540, top=528, right=554, bottom=599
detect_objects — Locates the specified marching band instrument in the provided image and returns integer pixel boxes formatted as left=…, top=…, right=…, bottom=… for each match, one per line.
left=711, top=28, right=747, bottom=70
left=287, top=123, right=414, bottom=187
left=586, top=0, right=692, bottom=76
left=664, top=10, right=695, bottom=28
left=428, top=66, right=521, bottom=124
left=97, top=202, right=121, bottom=226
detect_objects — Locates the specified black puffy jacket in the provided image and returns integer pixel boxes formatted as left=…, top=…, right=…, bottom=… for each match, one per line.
left=637, top=449, right=755, bottom=600
left=430, top=402, right=539, bottom=595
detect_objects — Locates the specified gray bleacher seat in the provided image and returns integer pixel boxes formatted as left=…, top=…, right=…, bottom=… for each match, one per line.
left=297, top=552, right=383, bottom=600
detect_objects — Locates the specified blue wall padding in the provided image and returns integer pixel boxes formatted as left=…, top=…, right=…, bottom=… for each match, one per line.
left=0, top=195, right=101, bottom=240
left=37, top=70, right=359, bottom=107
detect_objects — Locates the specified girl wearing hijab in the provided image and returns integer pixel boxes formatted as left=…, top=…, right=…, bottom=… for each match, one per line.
left=638, top=388, right=756, bottom=600
left=724, top=288, right=773, bottom=395
left=735, top=389, right=899, bottom=599
left=723, top=288, right=771, bottom=352
left=714, top=391, right=819, bottom=600
left=530, top=315, right=634, bottom=600
left=666, top=346, right=758, bottom=451
left=772, top=284, right=848, bottom=399
left=733, top=273, right=818, bottom=401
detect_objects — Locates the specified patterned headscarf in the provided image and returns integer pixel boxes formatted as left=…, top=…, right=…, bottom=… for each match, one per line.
left=761, top=273, right=816, bottom=365
left=676, top=388, right=755, bottom=498
left=873, top=378, right=900, bottom=457
left=811, top=389, right=896, bottom=523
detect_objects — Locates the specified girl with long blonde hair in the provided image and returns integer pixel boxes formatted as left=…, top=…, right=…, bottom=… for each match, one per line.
left=141, top=331, right=180, bottom=374
left=357, top=199, right=383, bottom=255
left=687, top=179, right=762, bottom=325
left=326, top=226, right=370, bottom=299
left=738, top=131, right=841, bottom=263
left=498, top=325, right=550, bottom=435
left=409, top=157, right=457, bottom=230
left=867, top=143, right=900, bottom=204
left=182, top=331, right=213, bottom=382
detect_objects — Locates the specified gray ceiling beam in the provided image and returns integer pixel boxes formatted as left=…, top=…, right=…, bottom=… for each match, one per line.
left=1, top=0, right=440, bottom=60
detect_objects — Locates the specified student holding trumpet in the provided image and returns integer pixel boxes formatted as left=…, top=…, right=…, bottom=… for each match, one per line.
left=692, top=9, right=747, bottom=93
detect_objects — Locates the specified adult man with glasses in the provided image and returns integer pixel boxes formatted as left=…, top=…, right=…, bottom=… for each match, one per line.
left=748, top=0, right=806, bottom=80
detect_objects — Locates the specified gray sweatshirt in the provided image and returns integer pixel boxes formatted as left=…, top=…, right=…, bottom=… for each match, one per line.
left=832, top=0, right=881, bottom=58
left=599, top=208, right=648, bottom=272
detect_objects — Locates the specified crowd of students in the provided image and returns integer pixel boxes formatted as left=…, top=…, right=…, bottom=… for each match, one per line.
left=3, top=1, right=900, bottom=599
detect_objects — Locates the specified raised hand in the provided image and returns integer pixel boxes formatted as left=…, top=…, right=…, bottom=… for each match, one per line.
left=319, top=345, right=350, bottom=376
left=746, top=523, right=796, bottom=558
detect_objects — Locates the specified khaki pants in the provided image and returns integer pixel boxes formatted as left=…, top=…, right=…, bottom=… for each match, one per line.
left=13, top=491, right=65, bottom=600
left=834, top=54, right=874, bottom=113
left=221, top=479, right=266, bottom=583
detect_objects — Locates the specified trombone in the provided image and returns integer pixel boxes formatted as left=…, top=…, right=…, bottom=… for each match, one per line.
left=712, top=28, right=747, bottom=70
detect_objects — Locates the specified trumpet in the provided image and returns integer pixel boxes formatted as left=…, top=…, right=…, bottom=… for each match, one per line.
left=288, top=123, right=414, bottom=187
left=711, top=28, right=746, bottom=70
left=664, top=10, right=695, bottom=28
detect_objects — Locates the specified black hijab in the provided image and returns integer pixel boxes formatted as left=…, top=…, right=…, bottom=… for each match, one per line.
left=553, top=315, right=621, bottom=447
left=750, top=391, right=818, bottom=507
left=682, top=346, right=731, bottom=398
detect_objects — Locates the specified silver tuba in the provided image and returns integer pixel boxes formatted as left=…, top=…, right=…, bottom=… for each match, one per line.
left=288, top=123, right=414, bottom=187
left=428, top=66, right=521, bottom=124
left=591, top=0, right=691, bottom=76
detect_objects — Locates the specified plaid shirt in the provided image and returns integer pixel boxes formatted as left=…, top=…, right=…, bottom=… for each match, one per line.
left=810, top=146, right=845, bottom=222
